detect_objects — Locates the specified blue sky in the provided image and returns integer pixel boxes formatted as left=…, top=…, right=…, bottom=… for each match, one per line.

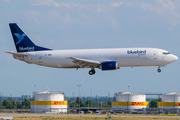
left=1, top=0, right=180, bottom=97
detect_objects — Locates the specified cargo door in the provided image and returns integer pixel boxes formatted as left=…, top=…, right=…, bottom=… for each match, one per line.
left=153, top=51, right=158, bottom=59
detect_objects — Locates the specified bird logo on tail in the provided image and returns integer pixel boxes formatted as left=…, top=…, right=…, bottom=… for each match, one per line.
left=14, top=33, right=26, bottom=45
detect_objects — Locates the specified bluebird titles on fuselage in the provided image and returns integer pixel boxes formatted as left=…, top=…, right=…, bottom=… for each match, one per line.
left=127, top=50, right=146, bottom=55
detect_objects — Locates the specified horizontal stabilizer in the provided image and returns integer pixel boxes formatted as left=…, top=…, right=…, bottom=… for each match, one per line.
left=5, top=51, right=28, bottom=56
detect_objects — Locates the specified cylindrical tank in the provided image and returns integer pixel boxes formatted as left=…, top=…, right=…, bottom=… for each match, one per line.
left=113, top=92, right=149, bottom=109
left=159, top=92, right=180, bottom=108
left=35, top=91, right=64, bottom=101
left=116, top=92, right=146, bottom=102
left=31, top=91, right=67, bottom=113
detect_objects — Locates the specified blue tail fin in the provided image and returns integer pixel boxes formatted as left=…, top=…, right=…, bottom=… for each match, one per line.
left=9, top=23, right=52, bottom=52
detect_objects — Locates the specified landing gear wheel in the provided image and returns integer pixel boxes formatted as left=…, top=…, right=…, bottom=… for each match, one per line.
left=89, top=70, right=96, bottom=75
left=157, top=69, right=161, bottom=73
left=92, top=70, right=95, bottom=74
left=89, top=70, right=93, bottom=75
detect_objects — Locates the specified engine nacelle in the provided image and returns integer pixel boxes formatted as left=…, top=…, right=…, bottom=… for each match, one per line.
left=101, top=61, right=118, bottom=71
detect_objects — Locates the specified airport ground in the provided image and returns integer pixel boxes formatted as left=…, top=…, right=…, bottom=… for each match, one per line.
left=1, top=113, right=180, bottom=120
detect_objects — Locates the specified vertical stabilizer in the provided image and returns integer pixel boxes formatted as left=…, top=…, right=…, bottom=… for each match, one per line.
left=9, top=23, right=51, bottom=52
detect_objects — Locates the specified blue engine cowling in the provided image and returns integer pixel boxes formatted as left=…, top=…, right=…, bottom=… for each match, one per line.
left=101, top=61, right=118, bottom=71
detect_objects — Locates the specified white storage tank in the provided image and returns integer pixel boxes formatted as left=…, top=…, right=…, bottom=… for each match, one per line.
left=158, top=92, right=180, bottom=108
left=113, top=92, right=149, bottom=109
left=31, top=91, right=67, bottom=113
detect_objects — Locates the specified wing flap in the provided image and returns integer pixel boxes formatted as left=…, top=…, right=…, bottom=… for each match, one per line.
left=68, top=57, right=100, bottom=68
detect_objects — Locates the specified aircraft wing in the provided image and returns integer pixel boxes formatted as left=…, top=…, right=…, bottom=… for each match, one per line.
left=68, top=57, right=101, bottom=68
left=5, top=51, right=28, bottom=56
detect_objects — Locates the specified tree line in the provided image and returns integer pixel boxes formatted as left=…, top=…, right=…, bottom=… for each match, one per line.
left=69, top=97, right=162, bottom=108
left=149, top=98, right=162, bottom=108
left=0, top=97, right=162, bottom=109
left=68, top=97, right=112, bottom=108
left=0, top=98, right=30, bottom=109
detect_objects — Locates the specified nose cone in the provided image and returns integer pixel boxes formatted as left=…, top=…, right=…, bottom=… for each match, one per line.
left=165, top=54, right=178, bottom=64
left=171, top=55, right=178, bottom=62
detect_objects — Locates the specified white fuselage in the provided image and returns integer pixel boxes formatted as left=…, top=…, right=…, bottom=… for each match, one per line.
left=13, top=48, right=178, bottom=69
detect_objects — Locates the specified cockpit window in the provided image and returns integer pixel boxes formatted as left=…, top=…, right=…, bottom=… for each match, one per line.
left=162, top=52, right=170, bottom=55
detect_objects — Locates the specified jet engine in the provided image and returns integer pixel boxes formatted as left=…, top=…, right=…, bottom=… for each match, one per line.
left=101, top=61, right=119, bottom=71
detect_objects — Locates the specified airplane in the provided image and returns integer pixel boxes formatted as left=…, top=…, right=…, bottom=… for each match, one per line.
left=6, top=23, right=178, bottom=75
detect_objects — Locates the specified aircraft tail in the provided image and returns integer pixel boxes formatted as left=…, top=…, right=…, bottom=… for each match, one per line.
left=9, top=23, right=52, bottom=52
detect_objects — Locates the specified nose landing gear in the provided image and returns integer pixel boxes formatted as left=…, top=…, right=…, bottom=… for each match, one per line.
left=157, top=67, right=161, bottom=73
left=89, top=69, right=96, bottom=75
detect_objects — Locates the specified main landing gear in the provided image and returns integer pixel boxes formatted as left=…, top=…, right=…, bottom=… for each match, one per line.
left=157, top=67, right=161, bottom=73
left=89, top=68, right=96, bottom=75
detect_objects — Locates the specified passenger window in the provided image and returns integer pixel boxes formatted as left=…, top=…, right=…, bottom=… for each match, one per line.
left=44, top=54, right=52, bottom=56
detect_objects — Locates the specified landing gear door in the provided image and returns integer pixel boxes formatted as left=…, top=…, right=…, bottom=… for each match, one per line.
left=153, top=51, right=158, bottom=59
left=36, top=56, right=43, bottom=65
left=39, top=57, right=43, bottom=64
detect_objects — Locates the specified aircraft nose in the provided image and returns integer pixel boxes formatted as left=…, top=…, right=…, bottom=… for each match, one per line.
left=172, top=55, right=178, bottom=62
